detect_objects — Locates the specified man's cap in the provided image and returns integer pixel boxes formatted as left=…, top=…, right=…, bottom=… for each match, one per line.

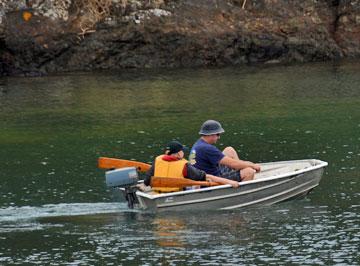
left=165, top=140, right=187, bottom=155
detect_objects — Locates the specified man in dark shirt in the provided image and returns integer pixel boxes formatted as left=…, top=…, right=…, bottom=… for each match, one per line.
left=189, top=120, right=261, bottom=181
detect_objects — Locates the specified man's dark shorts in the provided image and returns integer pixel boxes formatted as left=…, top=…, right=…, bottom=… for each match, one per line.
left=219, top=165, right=241, bottom=182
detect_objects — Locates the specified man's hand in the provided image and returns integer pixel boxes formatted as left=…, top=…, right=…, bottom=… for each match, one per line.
left=252, top=163, right=261, bottom=172
left=227, top=180, right=240, bottom=188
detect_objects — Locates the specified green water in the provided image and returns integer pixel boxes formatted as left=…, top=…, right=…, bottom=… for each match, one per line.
left=0, top=61, right=359, bottom=264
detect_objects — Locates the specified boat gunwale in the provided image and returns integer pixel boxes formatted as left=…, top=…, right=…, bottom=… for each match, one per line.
left=136, top=159, right=328, bottom=200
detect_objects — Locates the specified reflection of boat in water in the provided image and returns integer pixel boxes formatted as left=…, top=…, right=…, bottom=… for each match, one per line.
left=153, top=218, right=186, bottom=247
left=105, top=159, right=328, bottom=212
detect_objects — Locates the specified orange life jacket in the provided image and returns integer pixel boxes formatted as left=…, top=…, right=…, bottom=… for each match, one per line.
left=153, top=155, right=187, bottom=193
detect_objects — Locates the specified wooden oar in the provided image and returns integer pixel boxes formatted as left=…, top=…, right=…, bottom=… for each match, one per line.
left=151, top=177, right=220, bottom=188
left=98, top=157, right=151, bottom=172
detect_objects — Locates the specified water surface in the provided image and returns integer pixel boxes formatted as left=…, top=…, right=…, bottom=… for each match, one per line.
left=0, top=61, right=359, bottom=264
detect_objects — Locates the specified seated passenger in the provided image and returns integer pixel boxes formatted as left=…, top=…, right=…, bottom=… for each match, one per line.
left=189, top=120, right=261, bottom=182
left=144, top=141, right=239, bottom=192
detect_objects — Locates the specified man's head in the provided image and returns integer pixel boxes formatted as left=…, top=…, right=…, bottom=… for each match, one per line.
left=165, top=140, right=185, bottom=158
left=199, top=120, right=225, bottom=144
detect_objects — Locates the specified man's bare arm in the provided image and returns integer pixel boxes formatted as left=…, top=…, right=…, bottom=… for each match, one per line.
left=206, top=174, right=239, bottom=188
left=219, top=156, right=261, bottom=172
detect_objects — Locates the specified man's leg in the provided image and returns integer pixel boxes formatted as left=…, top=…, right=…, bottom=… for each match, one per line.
left=223, top=146, right=255, bottom=181
left=223, top=146, right=240, bottom=160
left=240, top=167, right=256, bottom=181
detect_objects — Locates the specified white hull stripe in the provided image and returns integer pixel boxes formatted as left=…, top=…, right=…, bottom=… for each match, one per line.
left=156, top=176, right=293, bottom=208
left=221, top=180, right=317, bottom=210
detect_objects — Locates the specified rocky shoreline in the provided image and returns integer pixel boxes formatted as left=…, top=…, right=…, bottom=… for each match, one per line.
left=0, top=0, right=359, bottom=76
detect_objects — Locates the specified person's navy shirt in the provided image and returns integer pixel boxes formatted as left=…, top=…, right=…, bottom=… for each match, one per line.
left=189, top=138, right=224, bottom=176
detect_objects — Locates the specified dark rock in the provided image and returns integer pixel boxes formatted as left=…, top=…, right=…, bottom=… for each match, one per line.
left=0, top=0, right=359, bottom=76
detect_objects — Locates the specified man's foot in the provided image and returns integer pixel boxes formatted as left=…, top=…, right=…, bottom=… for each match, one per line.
left=136, top=183, right=152, bottom=192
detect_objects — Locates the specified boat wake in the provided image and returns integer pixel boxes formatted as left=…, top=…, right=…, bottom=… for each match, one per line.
left=0, top=202, right=128, bottom=224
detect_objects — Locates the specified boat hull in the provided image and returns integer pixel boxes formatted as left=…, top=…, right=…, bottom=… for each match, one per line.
left=121, top=159, right=327, bottom=212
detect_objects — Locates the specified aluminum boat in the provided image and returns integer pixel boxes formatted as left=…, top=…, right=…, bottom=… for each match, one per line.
left=107, top=159, right=328, bottom=212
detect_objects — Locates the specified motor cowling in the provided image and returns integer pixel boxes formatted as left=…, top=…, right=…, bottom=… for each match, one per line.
left=105, top=167, right=138, bottom=187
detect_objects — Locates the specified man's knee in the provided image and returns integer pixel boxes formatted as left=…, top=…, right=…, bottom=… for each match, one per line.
left=223, top=146, right=239, bottom=159
left=240, top=167, right=255, bottom=181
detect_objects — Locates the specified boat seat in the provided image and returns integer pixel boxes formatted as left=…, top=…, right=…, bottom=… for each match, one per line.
left=255, top=161, right=313, bottom=180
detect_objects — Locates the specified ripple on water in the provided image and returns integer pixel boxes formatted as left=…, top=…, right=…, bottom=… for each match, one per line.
left=0, top=202, right=128, bottom=225
left=0, top=205, right=359, bottom=265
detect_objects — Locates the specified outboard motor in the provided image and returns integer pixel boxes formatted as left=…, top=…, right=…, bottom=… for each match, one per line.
left=105, top=167, right=139, bottom=209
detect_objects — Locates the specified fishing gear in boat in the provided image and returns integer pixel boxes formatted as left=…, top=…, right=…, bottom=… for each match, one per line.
left=105, top=167, right=140, bottom=209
